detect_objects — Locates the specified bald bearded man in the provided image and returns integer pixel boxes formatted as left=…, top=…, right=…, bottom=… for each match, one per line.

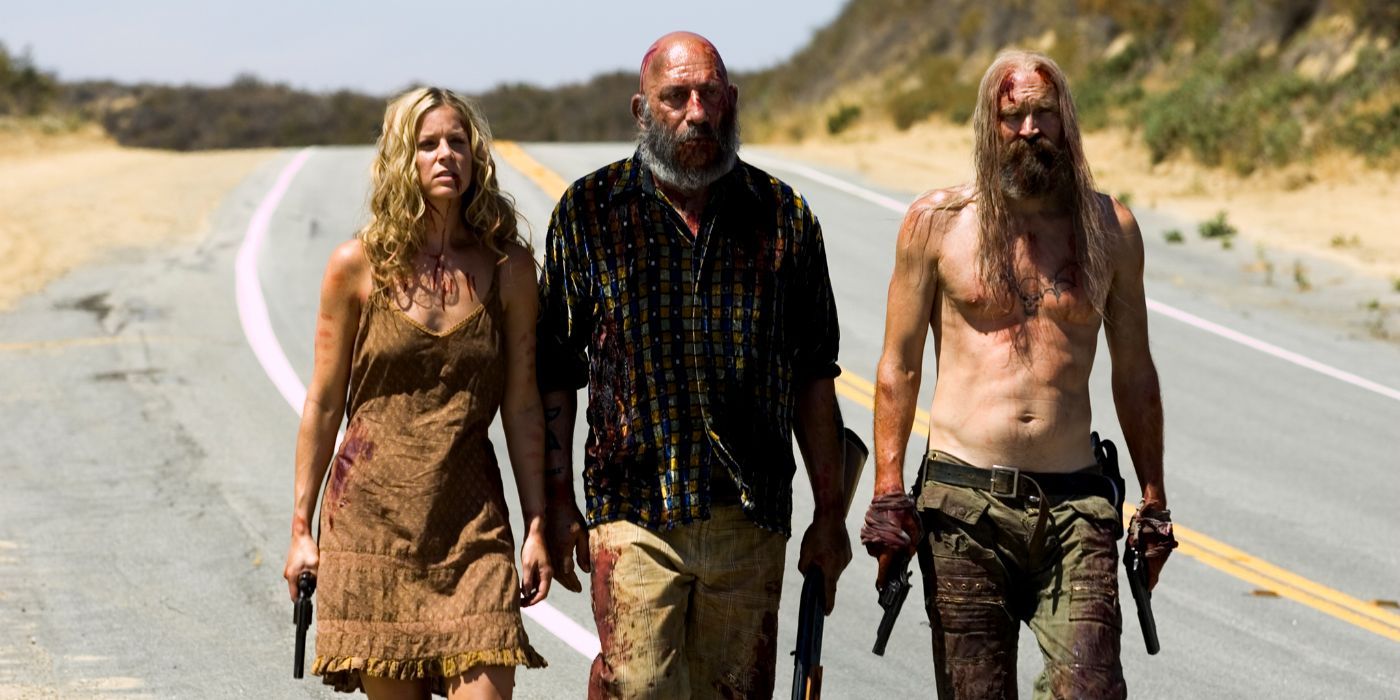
left=536, top=32, right=852, bottom=699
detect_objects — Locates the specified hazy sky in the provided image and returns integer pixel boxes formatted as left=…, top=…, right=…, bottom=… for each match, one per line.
left=2, top=1, right=848, bottom=95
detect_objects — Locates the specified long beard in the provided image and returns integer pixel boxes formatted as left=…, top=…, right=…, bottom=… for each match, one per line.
left=999, top=136, right=1072, bottom=200
left=637, top=104, right=741, bottom=192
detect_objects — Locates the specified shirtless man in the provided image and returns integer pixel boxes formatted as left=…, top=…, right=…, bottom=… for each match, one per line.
left=861, top=50, right=1175, bottom=699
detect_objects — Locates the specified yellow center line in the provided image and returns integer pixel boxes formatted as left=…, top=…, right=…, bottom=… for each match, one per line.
left=494, top=142, right=1400, bottom=645
left=495, top=141, right=568, bottom=201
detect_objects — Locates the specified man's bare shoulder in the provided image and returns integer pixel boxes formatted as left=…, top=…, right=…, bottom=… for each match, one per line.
left=894, top=186, right=975, bottom=267
left=1108, top=194, right=1140, bottom=231
left=1099, top=192, right=1144, bottom=251
left=911, top=185, right=975, bottom=213
left=905, top=185, right=975, bottom=233
left=1097, top=193, right=1147, bottom=285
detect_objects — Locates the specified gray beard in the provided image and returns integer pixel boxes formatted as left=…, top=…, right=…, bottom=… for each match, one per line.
left=636, top=103, right=741, bottom=193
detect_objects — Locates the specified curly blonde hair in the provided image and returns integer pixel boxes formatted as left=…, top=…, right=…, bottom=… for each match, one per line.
left=359, top=87, right=527, bottom=288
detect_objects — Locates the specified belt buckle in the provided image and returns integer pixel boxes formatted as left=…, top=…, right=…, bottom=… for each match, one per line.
left=989, top=465, right=1019, bottom=498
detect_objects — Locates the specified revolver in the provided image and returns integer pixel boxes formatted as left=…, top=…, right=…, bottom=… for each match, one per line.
left=293, top=572, right=316, bottom=678
left=872, top=552, right=912, bottom=656
left=1124, top=541, right=1160, bottom=655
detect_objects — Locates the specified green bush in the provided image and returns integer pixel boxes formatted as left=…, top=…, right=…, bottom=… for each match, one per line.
left=1198, top=211, right=1238, bottom=241
left=1292, top=260, right=1312, bottom=291
left=1141, top=52, right=1313, bottom=173
left=1337, top=105, right=1400, bottom=163
left=883, top=54, right=980, bottom=130
left=0, top=42, right=58, bottom=116
left=95, top=76, right=385, bottom=150
left=826, top=104, right=862, bottom=135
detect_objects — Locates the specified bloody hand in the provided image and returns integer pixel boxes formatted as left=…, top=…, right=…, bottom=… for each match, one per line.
left=860, top=491, right=921, bottom=589
left=1127, top=503, right=1178, bottom=590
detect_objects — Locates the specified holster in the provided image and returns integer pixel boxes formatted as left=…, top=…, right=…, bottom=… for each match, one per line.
left=1091, top=431, right=1127, bottom=539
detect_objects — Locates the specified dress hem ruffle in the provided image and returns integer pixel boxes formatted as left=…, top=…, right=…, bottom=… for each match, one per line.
left=313, top=646, right=547, bottom=694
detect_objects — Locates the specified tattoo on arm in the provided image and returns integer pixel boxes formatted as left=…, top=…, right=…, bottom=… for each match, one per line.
left=544, top=407, right=562, bottom=422
left=545, top=431, right=562, bottom=451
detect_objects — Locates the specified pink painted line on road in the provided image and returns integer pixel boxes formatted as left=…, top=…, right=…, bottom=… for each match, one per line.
left=235, top=148, right=313, bottom=412
left=522, top=601, right=601, bottom=658
left=234, top=148, right=601, bottom=660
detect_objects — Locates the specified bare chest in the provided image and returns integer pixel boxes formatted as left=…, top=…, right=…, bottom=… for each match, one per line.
left=939, top=221, right=1099, bottom=327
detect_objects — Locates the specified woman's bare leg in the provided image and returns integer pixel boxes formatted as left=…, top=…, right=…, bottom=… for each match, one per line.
left=362, top=674, right=430, bottom=700
left=446, top=666, right=515, bottom=700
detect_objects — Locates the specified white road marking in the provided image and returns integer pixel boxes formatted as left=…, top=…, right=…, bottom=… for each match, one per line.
left=748, top=150, right=1400, bottom=404
left=235, top=148, right=601, bottom=660
left=744, top=152, right=909, bottom=213
left=1145, top=299, right=1400, bottom=401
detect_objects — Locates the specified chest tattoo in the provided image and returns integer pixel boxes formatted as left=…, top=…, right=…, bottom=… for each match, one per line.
left=1013, top=265, right=1078, bottom=317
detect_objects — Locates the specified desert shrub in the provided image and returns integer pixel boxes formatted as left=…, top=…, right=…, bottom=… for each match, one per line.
left=884, top=55, right=979, bottom=129
left=0, top=43, right=58, bottom=116
left=1198, top=211, right=1238, bottom=241
left=1292, top=259, right=1312, bottom=291
left=1142, top=52, right=1311, bottom=172
left=827, top=104, right=862, bottom=135
left=1336, top=104, right=1400, bottom=163
left=474, top=71, right=637, bottom=141
left=97, top=75, right=384, bottom=150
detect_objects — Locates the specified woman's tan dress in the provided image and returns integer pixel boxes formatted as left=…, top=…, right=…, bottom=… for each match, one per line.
left=313, top=274, right=545, bottom=694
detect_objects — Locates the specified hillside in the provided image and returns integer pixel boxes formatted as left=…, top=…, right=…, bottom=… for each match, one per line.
left=743, top=0, right=1400, bottom=172
left=4, top=0, right=1396, bottom=167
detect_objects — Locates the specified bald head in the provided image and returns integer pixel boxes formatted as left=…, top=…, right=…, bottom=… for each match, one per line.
left=639, top=31, right=729, bottom=92
left=631, top=32, right=740, bottom=194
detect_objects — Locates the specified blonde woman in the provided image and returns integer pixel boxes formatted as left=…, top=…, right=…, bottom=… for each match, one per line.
left=282, top=87, right=550, bottom=699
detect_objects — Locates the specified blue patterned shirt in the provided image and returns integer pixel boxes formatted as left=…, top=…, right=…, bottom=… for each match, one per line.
left=537, top=153, right=840, bottom=535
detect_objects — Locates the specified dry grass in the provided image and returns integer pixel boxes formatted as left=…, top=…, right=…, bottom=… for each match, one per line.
left=0, top=122, right=275, bottom=310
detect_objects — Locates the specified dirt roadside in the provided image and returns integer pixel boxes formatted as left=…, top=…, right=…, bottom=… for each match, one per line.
left=0, top=125, right=275, bottom=312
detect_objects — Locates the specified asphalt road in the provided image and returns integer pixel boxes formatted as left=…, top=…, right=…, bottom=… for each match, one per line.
left=1, top=142, right=1397, bottom=698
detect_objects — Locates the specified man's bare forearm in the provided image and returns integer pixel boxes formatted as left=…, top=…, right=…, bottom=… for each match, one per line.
left=873, top=357, right=921, bottom=495
left=795, top=376, right=844, bottom=514
left=1113, top=368, right=1166, bottom=508
left=541, top=390, right=578, bottom=500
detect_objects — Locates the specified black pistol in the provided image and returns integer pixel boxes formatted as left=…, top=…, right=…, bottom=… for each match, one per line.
left=1124, top=540, right=1160, bottom=654
left=872, top=552, right=911, bottom=656
left=293, top=572, right=316, bottom=678
left=791, top=569, right=826, bottom=700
